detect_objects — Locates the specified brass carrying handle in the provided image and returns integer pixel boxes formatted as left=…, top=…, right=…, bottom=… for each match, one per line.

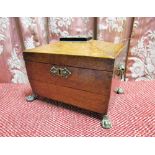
left=114, top=64, right=125, bottom=80
left=50, top=66, right=71, bottom=78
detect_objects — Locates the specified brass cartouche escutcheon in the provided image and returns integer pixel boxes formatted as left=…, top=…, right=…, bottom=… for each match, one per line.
left=50, top=66, right=71, bottom=78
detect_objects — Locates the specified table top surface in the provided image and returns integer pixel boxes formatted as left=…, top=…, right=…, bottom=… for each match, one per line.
left=24, top=40, right=124, bottom=59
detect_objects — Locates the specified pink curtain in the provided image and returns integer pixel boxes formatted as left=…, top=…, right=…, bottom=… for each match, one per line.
left=0, top=18, right=28, bottom=83
left=126, top=17, right=155, bottom=81
left=18, top=17, right=48, bottom=49
left=97, top=17, right=133, bottom=43
left=48, top=17, right=94, bottom=42
left=0, top=17, right=155, bottom=83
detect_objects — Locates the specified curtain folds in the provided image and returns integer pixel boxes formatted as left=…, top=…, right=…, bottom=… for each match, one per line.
left=0, top=17, right=155, bottom=83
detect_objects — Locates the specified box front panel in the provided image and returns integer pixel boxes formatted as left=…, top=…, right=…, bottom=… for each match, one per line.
left=25, top=61, right=113, bottom=95
left=29, top=80, right=108, bottom=114
left=24, top=53, right=114, bottom=114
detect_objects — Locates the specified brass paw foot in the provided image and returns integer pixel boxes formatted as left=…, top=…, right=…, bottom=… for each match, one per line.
left=114, top=87, right=124, bottom=94
left=26, top=94, right=37, bottom=102
left=101, top=115, right=112, bottom=129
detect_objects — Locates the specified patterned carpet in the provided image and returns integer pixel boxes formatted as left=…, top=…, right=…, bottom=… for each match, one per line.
left=0, top=80, right=155, bottom=137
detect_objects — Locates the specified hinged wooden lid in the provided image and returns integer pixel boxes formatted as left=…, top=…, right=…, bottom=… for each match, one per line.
left=24, top=40, right=124, bottom=59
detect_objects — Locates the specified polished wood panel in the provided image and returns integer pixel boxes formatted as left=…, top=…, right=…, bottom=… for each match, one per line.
left=30, top=80, right=108, bottom=114
left=24, top=53, right=50, bottom=63
left=50, top=55, right=114, bottom=72
left=23, top=53, right=114, bottom=71
left=23, top=40, right=125, bottom=115
left=25, top=61, right=113, bottom=95
left=24, top=40, right=124, bottom=59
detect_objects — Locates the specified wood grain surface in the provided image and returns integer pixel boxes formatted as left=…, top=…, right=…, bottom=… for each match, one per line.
left=24, top=40, right=124, bottom=59
left=24, top=53, right=114, bottom=71
left=23, top=40, right=125, bottom=114
left=30, top=80, right=108, bottom=114
left=25, top=61, right=113, bottom=95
